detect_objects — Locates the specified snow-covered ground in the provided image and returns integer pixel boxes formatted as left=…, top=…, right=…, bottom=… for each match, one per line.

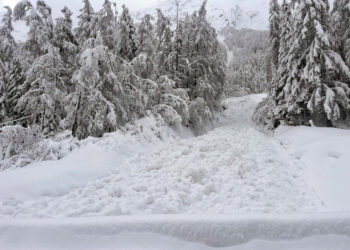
left=1, top=94, right=350, bottom=249
left=0, top=95, right=322, bottom=218
left=2, top=214, right=350, bottom=250
left=276, top=126, right=350, bottom=211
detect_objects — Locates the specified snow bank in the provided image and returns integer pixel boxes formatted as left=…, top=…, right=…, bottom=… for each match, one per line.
left=1, top=214, right=350, bottom=250
left=0, top=114, right=192, bottom=201
left=276, top=126, right=350, bottom=211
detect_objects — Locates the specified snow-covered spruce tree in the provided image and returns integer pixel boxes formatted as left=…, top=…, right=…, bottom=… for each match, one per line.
left=14, top=0, right=53, bottom=58
left=254, top=0, right=293, bottom=129
left=137, top=14, right=155, bottom=57
left=0, top=6, right=16, bottom=64
left=96, top=0, right=117, bottom=51
left=256, top=0, right=350, bottom=128
left=288, top=0, right=350, bottom=126
left=269, top=0, right=280, bottom=68
left=118, top=5, right=138, bottom=61
left=188, top=0, right=226, bottom=112
left=155, top=1, right=226, bottom=133
left=132, top=14, right=156, bottom=79
left=0, top=61, right=6, bottom=124
left=3, top=58, right=25, bottom=120
left=154, top=8, right=173, bottom=77
left=274, top=0, right=292, bottom=97
left=53, top=6, right=79, bottom=92
left=0, top=6, right=16, bottom=123
left=331, top=0, right=350, bottom=68
left=16, top=44, right=66, bottom=135
left=14, top=1, right=68, bottom=134
left=36, top=0, right=53, bottom=38
left=64, top=34, right=123, bottom=139
left=75, top=0, right=96, bottom=44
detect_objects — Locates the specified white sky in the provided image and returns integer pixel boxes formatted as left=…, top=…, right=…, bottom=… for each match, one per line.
left=0, top=0, right=162, bottom=11
left=0, top=0, right=163, bottom=40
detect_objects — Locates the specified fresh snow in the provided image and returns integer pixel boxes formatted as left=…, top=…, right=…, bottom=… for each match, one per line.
left=1, top=94, right=350, bottom=249
left=0, top=95, right=322, bottom=218
left=276, top=126, right=350, bottom=211
left=1, top=214, right=350, bottom=250
left=0, top=115, right=188, bottom=201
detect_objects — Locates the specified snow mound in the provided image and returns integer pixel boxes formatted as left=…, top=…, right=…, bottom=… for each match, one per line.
left=0, top=114, right=191, bottom=202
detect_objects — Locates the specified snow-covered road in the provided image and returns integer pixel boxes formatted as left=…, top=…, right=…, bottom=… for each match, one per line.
left=0, top=95, right=322, bottom=218
left=2, top=94, right=350, bottom=249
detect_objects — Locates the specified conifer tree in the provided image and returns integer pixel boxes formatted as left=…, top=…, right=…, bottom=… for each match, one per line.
left=75, top=0, right=96, bottom=45
left=260, top=0, right=350, bottom=128
left=0, top=6, right=16, bottom=64
left=118, top=5, right=138, bottom=61
left=96, top=0, right=117, bottom=51
left=269, top=0, right=280, bottom=70
left=65, top=34, right=122, bottom=139
left=16, top=45, right=66, bottom=134
left=331, top=0, right=350, bottom=67
left=154, top=9, right=173, bottom=77
left=270, top=0, right=292, bottom=111
left=0, top=6, right=16, bottom=123
left=4, top=58, right=25, bottom=120
left=53, top=6, right=79, bottom=92
left=137, top=14, right=155, bottom=57
left=190, top=0, right=226, bottom=111
left=2, top=0, right=228, bottom=138
left=14, top=0, right=53, bottom=58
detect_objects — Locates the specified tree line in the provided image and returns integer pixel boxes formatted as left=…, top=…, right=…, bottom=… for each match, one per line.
left=254, top=0, right=350, bottom=129
left=0, top=0, right=227, bottom=139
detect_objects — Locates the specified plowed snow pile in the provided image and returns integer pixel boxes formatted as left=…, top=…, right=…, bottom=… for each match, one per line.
left=0, top=95, right=322, bottom=218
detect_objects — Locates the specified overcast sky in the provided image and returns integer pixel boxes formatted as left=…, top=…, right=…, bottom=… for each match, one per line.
left=0, top=0, right=163, bottom=11
left=0, top=0, right=165, bottom=40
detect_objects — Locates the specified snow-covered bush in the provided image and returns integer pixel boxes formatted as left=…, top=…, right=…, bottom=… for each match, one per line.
left=0, top=125, right=43, bottom=170
left=0, top=126, right=79, bottom=170
left=152, top=104, right=182, bottom=127
left=131, top=53, right=154, bottom=79
left=252, top=97, right=279, bottom=130
left=138, top=79, right=159, bottom=108
left=189, top=98, right=213, bottom=134
left=159, top=94, right=190, bottom=126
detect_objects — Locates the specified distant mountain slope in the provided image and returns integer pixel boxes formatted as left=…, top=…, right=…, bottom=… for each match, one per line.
left=137, top=0, right=270, bottom=31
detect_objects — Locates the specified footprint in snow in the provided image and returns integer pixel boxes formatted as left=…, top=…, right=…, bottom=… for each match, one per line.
left=326, top=150, right=341, bottom=159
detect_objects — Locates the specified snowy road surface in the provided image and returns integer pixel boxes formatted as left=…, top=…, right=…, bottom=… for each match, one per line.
left=0, top=95, right=322, bottom=217
left=1, top=94, right=350, bottom=249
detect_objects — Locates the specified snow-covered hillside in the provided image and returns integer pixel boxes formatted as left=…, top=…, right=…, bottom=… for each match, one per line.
left=138, top=0, right=270, bottom=31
